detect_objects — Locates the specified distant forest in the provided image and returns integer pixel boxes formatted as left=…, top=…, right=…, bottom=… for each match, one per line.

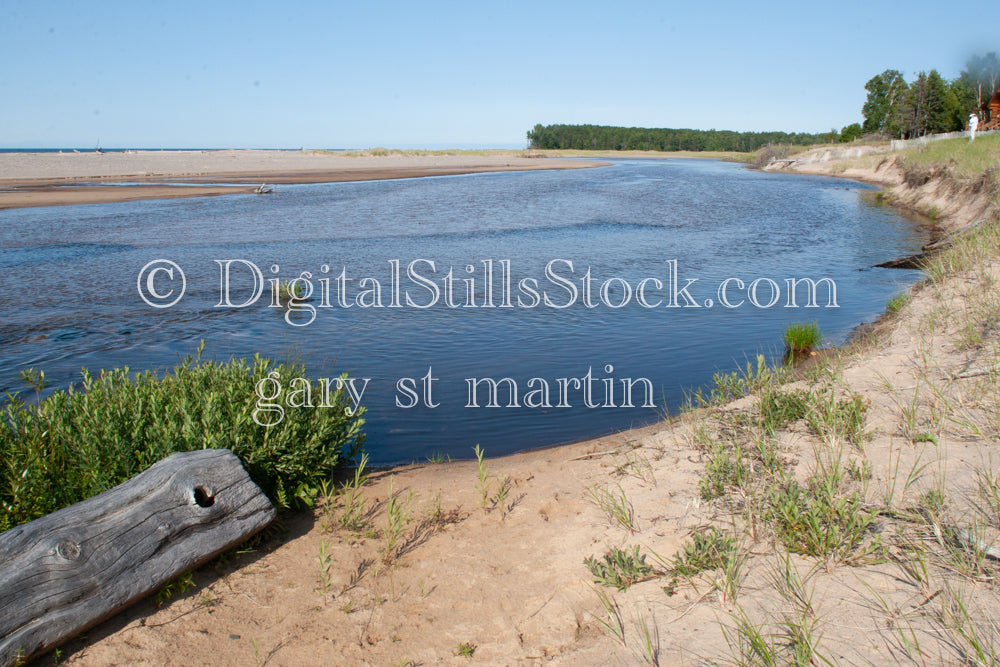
left=528, top=52, right=999, bottom=151
left=526, top=124, right=829, bottom=152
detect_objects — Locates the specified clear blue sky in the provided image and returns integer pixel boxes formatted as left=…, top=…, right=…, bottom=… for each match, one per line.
left=2, top=1, right=995, bottom=149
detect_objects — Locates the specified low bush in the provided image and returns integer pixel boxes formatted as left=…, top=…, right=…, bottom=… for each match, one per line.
left=0, top=347, right=365, bottom=531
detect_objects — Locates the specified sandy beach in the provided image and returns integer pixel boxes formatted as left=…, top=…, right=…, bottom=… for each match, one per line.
left=0, top=150, right=607, bottom=210
left=18, top=140, right=1000, bottom=665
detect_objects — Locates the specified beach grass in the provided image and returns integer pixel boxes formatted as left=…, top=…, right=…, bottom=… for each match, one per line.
left=783, top=321, right=822, bottom=352
left=898, top=133, right=1000, bottom=180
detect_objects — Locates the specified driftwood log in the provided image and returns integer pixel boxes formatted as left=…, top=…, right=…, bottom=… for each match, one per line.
left=873, top=218, right=986, bottom=270
left=0, top=449, right=275, bottom=666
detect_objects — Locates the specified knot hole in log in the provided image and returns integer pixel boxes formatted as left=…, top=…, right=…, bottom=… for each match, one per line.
left=193, top=486, right=215, bottom=508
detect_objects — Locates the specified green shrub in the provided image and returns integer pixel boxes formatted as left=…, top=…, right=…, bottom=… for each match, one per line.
left=585, top=545, right=655, bottom=590
left=673, top=527, right=738, bottom=577
left=766, top=479, right=878, bottom=563
left=0, top=347, right=365, bottom=531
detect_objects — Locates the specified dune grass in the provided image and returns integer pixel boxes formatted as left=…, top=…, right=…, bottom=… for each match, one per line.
left=898, top=134, right=1000, bottom=180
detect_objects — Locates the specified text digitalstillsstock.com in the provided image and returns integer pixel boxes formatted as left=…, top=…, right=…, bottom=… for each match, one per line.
left=137, top=258, right=840, bottom=325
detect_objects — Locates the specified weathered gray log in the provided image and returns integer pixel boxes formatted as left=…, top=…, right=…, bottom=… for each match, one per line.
left=0, top=449, right=276, bottom=666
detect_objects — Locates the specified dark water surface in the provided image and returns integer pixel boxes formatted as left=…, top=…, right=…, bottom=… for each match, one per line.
left=0, top=159, right=925, bottom=464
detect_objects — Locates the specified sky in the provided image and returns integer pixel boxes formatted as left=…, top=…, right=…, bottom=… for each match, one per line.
left=1, top=1, right=996, bottom=149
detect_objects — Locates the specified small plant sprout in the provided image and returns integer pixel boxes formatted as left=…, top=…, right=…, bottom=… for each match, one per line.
left=473, top=444, right=493, bottom=514
left=494, top=474, right=512, bottom=519
left=453, top=642, right=476, bottom=658
left=154, top=571, right=195, bottom=607
left=318, top=540, right=334, bottom=602
left=590, top=586, right=626, bottom=645
left=337, top=453, right=371, bottom=534
left=381, top=477, right=414, bottom=565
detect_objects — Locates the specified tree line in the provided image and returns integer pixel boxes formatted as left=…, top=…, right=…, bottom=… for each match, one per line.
left=525, top=124, right=832, bottom=152
left=527, top=51, right=998, bottom=152
left=862, top=52, right=998, bottom=138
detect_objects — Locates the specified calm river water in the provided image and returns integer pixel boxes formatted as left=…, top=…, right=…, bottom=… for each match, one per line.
left=0, top=159, right=925, bottom=463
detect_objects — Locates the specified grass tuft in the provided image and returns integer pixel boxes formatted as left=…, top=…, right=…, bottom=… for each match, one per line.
left=783, top=322, right=822, bottom=353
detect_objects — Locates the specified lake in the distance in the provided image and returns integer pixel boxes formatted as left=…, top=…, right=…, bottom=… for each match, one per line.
left=0, top=158, right=926, bottom=464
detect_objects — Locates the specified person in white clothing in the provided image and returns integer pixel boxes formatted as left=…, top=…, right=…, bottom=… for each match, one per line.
left=970, top=113, right=979, bottom=142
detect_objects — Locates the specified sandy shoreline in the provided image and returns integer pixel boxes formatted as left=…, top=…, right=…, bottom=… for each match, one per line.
left=0, top=150, right=608, bottom=210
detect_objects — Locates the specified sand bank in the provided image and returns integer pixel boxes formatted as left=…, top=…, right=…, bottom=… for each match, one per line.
left=0, top=150, right=608, bottom=210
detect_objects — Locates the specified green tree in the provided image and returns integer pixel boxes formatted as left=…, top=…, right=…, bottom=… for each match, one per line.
left=839, top=123, right=863, bottom=142
left=862, top=69, right=908, bottom=137
left=925, top=70, right=951, bottom=134
left=949, top=77, right=978, bottom=128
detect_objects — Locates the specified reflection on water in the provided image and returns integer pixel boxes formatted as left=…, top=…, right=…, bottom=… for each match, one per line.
left=0, top=159, right=926, bottom=464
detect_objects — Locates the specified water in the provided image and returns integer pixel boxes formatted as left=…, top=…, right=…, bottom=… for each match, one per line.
left=0, top=158, right=925, bottom=464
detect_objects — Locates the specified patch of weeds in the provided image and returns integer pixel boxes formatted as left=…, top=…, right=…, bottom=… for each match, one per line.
left=471, top=445, right=518, bottom=518
left=154, top=571, right=195, bottom=607
left=721, top=607, right=783, bottom=667
left=426, top=451, right=450, bottom=463
left=587, top=483, right=638, bottom=533
left=937, top=581, right=1000, bottom=664
left=673, top=526, right=738, bottom=577
left=847, top=459, right=872, bottom=482
left=766, top=478, right=880, bottom=564
left=757, top=387, right=812, bottom=431
left=453, top=642, right=476, bottom=658
left=805, top=389, right=869, bottom=447
left=919, top=489, right=946, bottom=517
left=693, top=354, right=786, bottom=407
left=424, top=493, right=464, bottom=530
left=381, top=477, right=414, bottom=565
left=935, top=522, right=999, bottom=581
left=886, top=292, right=909, bottom=316
left=0, top=349, right=365, bottom=530
left=723, top=555, right=830, bottom=666
left=276, top=278, right=308, bottom=306
left=585, top=545, right=656, bottom=590
left=324, top=453, right=372, bottom=535
left=769, top=555, right=829, bottom=666
left=614, top=450, right=656, bottom=486
left=700, top=441, right=749, bottom=500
